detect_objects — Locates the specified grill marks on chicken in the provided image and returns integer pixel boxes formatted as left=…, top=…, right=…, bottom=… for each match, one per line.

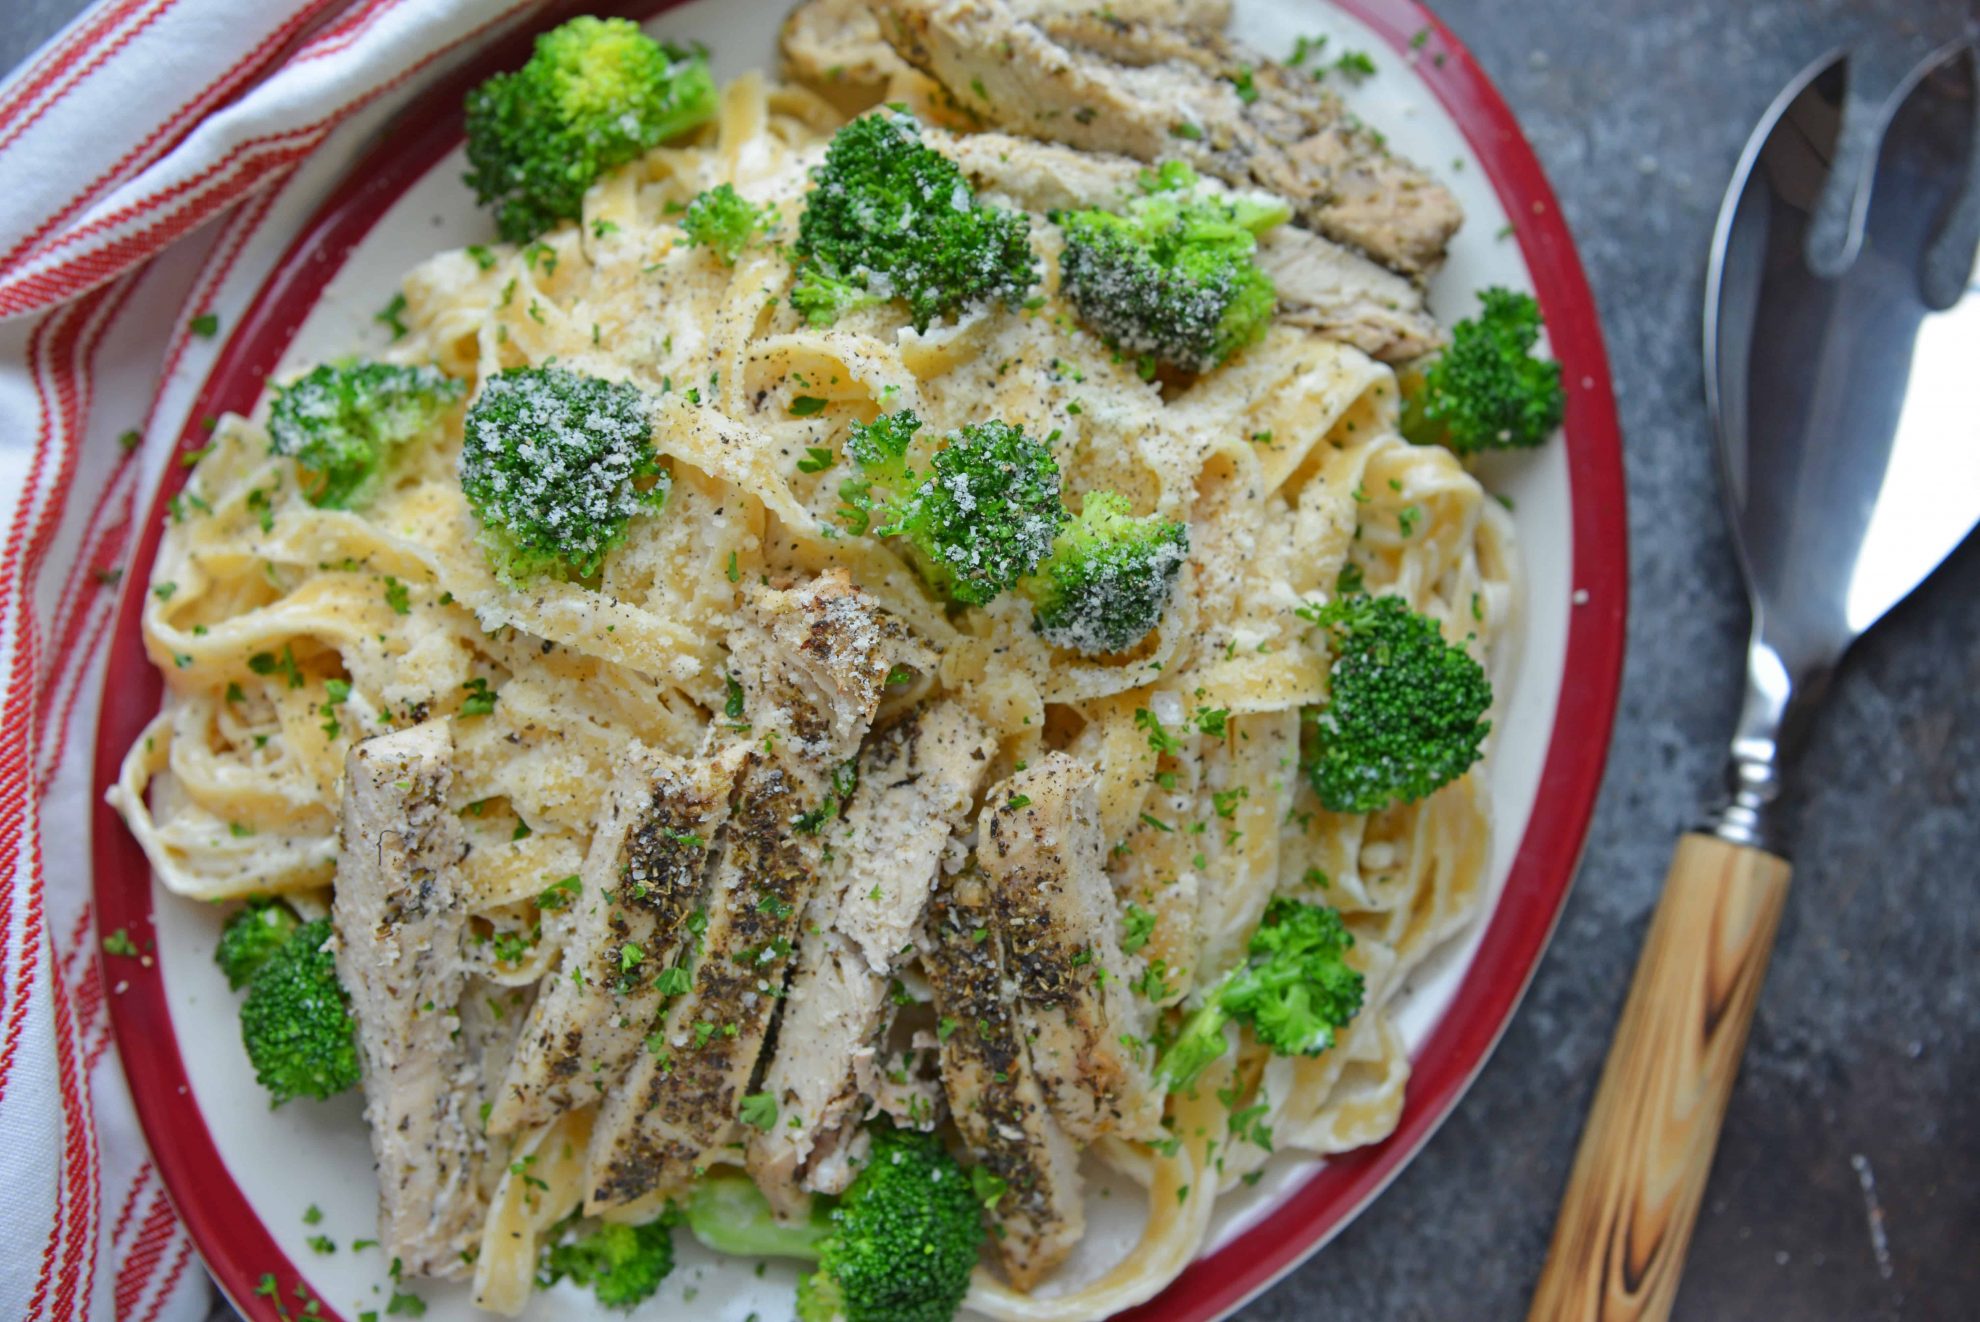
left=585, top=573, right=909, bottom=1210
left=979, top=753, right=1162, bottom=1142
left=746, top=701, right=995, bottom=1210
left=924, top=866, right=1085, bottom=1290
left=487, top=745, right=741, bottom=1136
left=331, top=721, right=482, bottom=1279
left=878, top=0, right=1462, bottom=276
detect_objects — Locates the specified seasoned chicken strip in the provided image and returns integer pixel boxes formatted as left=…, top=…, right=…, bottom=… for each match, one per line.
left=587, top=574, right=910, bottom=1210
left=331, top=721, right=480, bottom=1279
left=925, top=866, right=1084, bottom=1290
left=782, top=0, right=913, bottom=98
left=746, top=888, right=883, bottom=1214
left=797, top=1030, right=946, bottom=1198
left=1063, top=0, right=1229, bottom=26
left=934, top=128, right=1442, bottom=361
left=878, top=0, right=1462, bottom=275
left=724, top=569, right=930, bottom=773
left=746, top=701, right=995, bottom=1210
left=587, top=755, right=817, bottom=1210
left=487, top=745, right=742, bottom=1136
left=1254, top=225, right=1445, bottom=361
left=782, top=0, right=1232, bottom=101
left=935, top=124, right=1143, bottom=211
left=979, top=753, right=1162, bottom=1142
left=834, top=703, right=996, bottom=973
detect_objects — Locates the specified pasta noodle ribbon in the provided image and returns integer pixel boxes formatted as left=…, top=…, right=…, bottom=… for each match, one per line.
left=112, top=62, right=1518, bottom=1316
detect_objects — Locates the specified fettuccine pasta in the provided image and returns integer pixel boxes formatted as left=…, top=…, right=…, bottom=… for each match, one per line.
left=112, top=50, right=1517, bottom=1322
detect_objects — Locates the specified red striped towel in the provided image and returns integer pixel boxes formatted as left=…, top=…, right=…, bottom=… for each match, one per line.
left=0, top=2, right=553, bottom=1315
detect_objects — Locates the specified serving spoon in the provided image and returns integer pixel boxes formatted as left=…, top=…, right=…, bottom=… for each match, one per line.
left=1528, top=42, right=1980, bottom=1321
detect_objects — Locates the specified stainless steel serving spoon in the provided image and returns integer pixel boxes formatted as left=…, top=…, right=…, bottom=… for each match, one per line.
left=1529, top=42, right=1980, bottom=1322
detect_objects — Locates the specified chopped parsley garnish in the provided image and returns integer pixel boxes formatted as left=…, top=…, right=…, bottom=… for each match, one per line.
left=375, top=293, right=410, bottom=341
left=536, top=875, right=581, bottom=909
left=460, top=677, right=498, bottom=717
left=382, top=577, right=411, bottom=615
left=739, top=1091, right=777, bottom=1131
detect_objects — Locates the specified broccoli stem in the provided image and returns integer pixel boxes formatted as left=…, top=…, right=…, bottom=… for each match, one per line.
left=684, top=1175, right=829, bottom=1260
left=1157, top=997, right=1235, bottom=1092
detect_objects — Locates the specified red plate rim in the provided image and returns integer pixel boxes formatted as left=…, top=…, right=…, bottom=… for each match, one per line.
left=88, top=2, right=1628, bottom=1318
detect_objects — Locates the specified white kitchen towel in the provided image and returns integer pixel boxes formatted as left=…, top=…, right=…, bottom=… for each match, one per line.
left=0, top=1, right=562, bottom=1316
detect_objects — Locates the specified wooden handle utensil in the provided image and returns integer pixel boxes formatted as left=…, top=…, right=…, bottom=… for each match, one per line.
left=1527, top=833, right=1791, bottom=1321
left=1538, top=35, right=1980, bottom=1322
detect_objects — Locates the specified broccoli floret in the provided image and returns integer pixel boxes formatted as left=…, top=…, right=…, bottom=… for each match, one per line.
left=1056, top=162, right=1287, bottom=373
left=238, top=918, right=360, bottom=1105
left=267, top=361, right=463, bottom=509
left=842, top=414, right=1177, bottom=633
left=541, top=1218, right=675, bottom=1310
left=792, top=108, right=1037, bottom=331
left=798, top=1123, right=982, bottom=1322
left=1019, top=491, right=1188, bottom=653
left=847, top=415, right=1063, bottom=606
left=895, top=421, right=1064, bottom=606
left=1157, top=897, right=1365, bottom=1091
left=215, top=897, right=300, bottom=991
left=464, top=16, right=717, bottom=243
left=458, top=365, right=667, bottom=584
left=681, top=183, right=773, bottom=264
left=1399, top=287, right=1564, bottom=454
left=684, top=1123, right=983, bottom=1322
left=1302, top=593, right=1492, bottom=814
left=842, top=408, right=924, bottom=497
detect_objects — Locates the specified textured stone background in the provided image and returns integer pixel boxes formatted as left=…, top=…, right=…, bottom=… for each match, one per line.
left=3, top=1, right=1976, bottom=1319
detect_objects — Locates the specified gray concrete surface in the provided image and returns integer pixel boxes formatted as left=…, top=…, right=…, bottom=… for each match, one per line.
left=2, top=1, right=1974, bottom=1319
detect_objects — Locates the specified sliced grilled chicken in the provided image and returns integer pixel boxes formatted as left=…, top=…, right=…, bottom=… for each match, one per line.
left=979, top=753, right=1162, bottom=1142
left=1253, top=225, right=1444, bottom=361
left=747, top=888, right=884, bottom=1213
left=867, top=1037, right=945, bottom=1131
left=934, top=128, right=1442, bottom=361
left=935, top=125, right=1143, bottom=211
left=331, top=721, right=480, bottom=1279
left=1051, top=0, right=1229, bottom=26
left=723, top=569, right=929, bottom=774
left=925, top=866, right=1084, bottom=1290
left=587, top=574, right=909, bottom=1210
left=746, top=702, right=995, bottom=1210
left=487, top=745, right=742, bottom=1136
left=587, top=755, right=815, bottom=1210
left=802, top=1032, right=948, bottom=1196
left=783, top=0, right=911, bottom=97
left=783, top=0, right=1231, bottom=99
left=878, top=0, right=1463, bottom=275
left=831, top=702, right=995, bottom=973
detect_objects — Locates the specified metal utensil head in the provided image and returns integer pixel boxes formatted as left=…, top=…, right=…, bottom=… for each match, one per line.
left=1703, top=43, right=1980, bottom=849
